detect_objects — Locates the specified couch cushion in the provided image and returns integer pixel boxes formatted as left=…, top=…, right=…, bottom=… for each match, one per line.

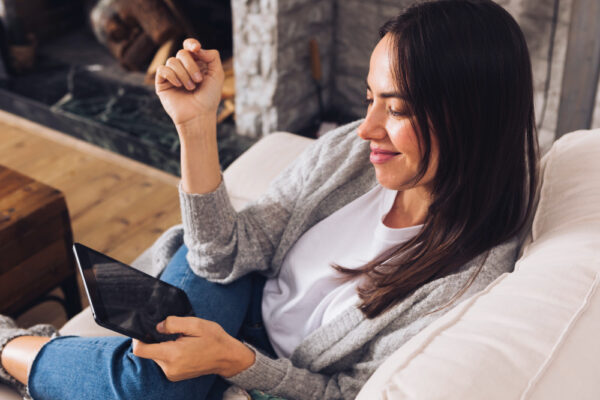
left=59, top=307, right=124, bottom=337
left=356, top=129, right=600, bottom=400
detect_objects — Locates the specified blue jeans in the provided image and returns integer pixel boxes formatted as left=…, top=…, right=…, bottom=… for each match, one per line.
left=28, top=245, right=275, bottom=400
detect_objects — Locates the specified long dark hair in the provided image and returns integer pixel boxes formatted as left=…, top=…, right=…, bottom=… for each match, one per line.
left=335, top=0, right=539, bottom=318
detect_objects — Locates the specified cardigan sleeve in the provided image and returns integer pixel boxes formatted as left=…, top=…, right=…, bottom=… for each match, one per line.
left=225, top=344, right=383, bottom=400
left=178, top=120, right=363, bottom=283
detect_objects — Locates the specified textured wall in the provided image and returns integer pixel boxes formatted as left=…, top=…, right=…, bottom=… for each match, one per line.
left=274, top=0, right=334, bottom=133
left=332, top=0, right=412, bottom=121
left=232, top=0, right=278, bottom=136
left=232, top=0, right=334, bottom=137
left=594, top=79, right=600, bottom=129
left=500, top=0, right=574, bottom=152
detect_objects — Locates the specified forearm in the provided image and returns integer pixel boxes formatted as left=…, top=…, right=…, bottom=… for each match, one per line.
left=177, top=116, right=222, bottom=195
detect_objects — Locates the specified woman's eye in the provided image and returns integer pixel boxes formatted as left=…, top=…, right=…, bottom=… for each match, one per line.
left=363, top=99, right=408, bottom=117
left=388, top=108, right=407, bottom=117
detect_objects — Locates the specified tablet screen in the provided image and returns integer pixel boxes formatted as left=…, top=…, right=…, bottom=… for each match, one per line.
left=74, top=243, right=193, bottom=342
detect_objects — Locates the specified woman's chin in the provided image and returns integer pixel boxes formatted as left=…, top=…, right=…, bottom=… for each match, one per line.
left=375, top=175, right=405, bottom=191
left=374, top=169, right=421, bottom=192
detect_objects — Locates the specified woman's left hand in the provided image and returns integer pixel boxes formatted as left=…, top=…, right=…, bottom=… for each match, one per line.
left=132, top=316, right=255, bottom=381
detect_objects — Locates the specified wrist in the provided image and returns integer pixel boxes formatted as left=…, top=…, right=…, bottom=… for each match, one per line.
left=219, top=340, right=256, bottom=378
left=175, top=114, right=217, bottom=136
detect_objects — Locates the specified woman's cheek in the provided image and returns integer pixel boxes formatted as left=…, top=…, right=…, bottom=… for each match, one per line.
left=388, top=121, right=419, bottom=154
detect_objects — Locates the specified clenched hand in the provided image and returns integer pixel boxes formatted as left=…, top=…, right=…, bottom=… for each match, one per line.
left=155, top=39, right=225, bottom=129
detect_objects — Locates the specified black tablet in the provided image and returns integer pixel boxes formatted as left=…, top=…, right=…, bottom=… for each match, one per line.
left=73, top=242, right=194, bottom=343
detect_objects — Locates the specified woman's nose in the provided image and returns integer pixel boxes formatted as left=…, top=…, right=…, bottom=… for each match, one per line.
left=357, top=106, right=387, bottom=141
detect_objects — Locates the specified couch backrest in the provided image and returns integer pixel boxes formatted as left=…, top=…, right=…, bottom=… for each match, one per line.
left=223, top=132, right=314, bottom=210
left=356, top=129, right=600, bottom=399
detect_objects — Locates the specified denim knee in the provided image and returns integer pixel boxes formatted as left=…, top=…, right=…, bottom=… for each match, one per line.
left=29, top=336, right=217, bottom=400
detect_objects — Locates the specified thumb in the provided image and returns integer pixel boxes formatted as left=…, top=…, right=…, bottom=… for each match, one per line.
left=157, top=316, right=204, bottom=336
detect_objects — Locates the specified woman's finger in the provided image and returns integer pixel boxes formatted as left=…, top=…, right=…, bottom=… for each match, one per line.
left=158, top=316, right=209, bottom=336
left=165, top=57, right=196, bottom=91
left=132, top=339, right=174, bottom=361
left=183, top=38, right=202, bottom=56
left=155, top=65, right=182, bottom=88
left=176, top=49, right=203, bottom=83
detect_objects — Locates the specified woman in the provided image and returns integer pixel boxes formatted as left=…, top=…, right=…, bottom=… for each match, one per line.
left=0, top=0, right=538, bottom=399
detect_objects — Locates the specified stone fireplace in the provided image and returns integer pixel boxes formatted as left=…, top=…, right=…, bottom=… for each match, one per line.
left=232, top=0, right=334, bottom=137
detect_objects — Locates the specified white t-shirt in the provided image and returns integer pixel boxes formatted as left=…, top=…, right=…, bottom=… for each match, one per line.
left=262, top=184, right=422, bottom=358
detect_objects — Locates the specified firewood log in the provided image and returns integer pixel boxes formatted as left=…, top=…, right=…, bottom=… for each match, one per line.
left=126, top=0, right=180, bottom=44
left=90, top=0, right=184, bottom=70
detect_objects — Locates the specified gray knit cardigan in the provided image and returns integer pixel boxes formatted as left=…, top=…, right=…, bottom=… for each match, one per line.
left=141, top=120, right=519, bottom=400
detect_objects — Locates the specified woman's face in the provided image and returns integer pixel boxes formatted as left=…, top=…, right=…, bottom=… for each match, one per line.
left=357, top=34, right=438, bottom=193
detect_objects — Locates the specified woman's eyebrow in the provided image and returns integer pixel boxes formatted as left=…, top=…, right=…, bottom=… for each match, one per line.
left=366, top=81, right=406, bottom=99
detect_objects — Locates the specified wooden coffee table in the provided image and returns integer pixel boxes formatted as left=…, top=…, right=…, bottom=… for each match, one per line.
left=0, top=165, right=82, bottom=319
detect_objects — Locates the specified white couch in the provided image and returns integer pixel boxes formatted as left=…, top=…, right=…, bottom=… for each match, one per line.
left=2, top=129, right=599, bottom=399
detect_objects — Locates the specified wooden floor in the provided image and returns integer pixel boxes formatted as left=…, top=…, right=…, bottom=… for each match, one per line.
left=0, top=110, right=182, bottom=328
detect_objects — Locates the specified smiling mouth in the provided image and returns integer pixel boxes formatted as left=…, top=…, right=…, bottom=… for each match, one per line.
left=372, top=149, right=400, bottom=155
left=370, top=149, right=401, bottom=164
